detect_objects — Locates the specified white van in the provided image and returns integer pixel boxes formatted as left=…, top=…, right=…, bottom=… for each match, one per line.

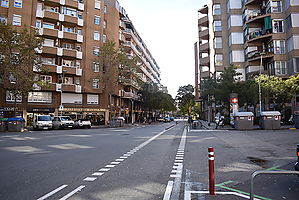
left=52, top=116, right=74, bottom=129
left=33, top=115, right=53, bottom=130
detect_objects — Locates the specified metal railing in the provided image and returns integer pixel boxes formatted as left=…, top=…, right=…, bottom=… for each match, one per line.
left=250, top=170, right=299, bottom=200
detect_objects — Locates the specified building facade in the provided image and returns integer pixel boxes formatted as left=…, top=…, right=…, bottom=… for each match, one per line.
left=197, top=0, right=299, bottom=82
left=196, top=0, right=299, bottom=119
left=0, top=0, right=161, bottom=125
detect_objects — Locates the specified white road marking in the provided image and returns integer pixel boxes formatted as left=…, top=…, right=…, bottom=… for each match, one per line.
left=115, top=159, right=124, bottom=161
left=170, top=174, right=180, bottom=178
left=163, top=181, right=174, bottom=200
left=184, top=191, right=262, bottom=200
left=92, top=172, right=104, bottom=176
left=83, top=177, right=97, bottom=182
left=59, top=185, right=85, bottom=200
left=120, top=156, right=128, bottom=159
left=110, top=161, right=120, bottom=165
left=105, top=165, right=115, bottom=168
left=190, top=129, right=228, bottom=132
left=37, top=185, right=68, bottom=200
left=99, top=168, right=110, bottom=172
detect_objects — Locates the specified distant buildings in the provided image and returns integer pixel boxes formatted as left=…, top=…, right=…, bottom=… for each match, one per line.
left=0, top=0, right=161, bottom=125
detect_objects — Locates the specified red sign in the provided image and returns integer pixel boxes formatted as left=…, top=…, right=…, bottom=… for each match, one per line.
left=230, top=98, right=238, bottom=104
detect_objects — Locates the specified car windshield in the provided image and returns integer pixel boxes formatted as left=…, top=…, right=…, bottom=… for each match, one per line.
left=37, top=116, right=51, bottom=121
left=61, top=117, right=72, bottom=121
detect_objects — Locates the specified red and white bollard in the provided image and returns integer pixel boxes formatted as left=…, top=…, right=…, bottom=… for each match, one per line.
left=208, top=147, right=215, bottom=195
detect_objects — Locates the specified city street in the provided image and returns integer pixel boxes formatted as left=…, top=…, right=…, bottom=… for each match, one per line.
left=0, top=123, right=298, bottom=200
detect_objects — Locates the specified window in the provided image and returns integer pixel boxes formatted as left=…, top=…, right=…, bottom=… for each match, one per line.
left=93, top=62, right=99, bottom=72
left=87, top=94, right=99, bottom=104
left=75, top=78, right=80, bottom=85
left=214, top=37, right=222, bottom=48
left=104, top=5, right=107, bottom=13
left=213, top=4, right=221, bottom=15
left=286, top=15, right=292, bottom=31
left=104, top=20, right=107, bottom=29
left=230, top=50, right=245, bottom=63
left=28, top=92, right=52, bottom=103
left=43, top=39, right=54, bottom=47
left=1, top=0, right=9, bottom=8
left=294, top=58, right=299, bottom=73
left=12, top=14, right=21, bottom=26
left=14, top=0, right=22, bottom=8
left=229, top=32, right=244, bottom=46
left=215, top=54, right=223, bottom=66
left=228, top=0, right=242, bottom=9
left=93, top=47, right=100, bottom=56
left=44, top=5, right=59, bottom=13
left=275, top=61, right=287, bottom=75
left=62, top=7, right=77, bottom=17
left=94, top=16, right=101, bottom=25
left=63, top=26, right=75, bottom=33
left=94, top=31, right=100, bottom=41
left=291, top=14, right=299, bottom=27
left=64, top=77, right=73, bottom=85
left=273, top=19, right=284, bottom=33
left=62, top=59, right=75, bottom=67
left=103, top=34, right=107, bottom=42
left=77, top=29, right=82, bottom=35
left=274, top=40, right=285, bottom=54
left=95, top=0, right=101, bottom=9
left=61, top=93, right=82, bottom=104
left=40, top=75, right=52, bottom=83
left=62, top=43, right=74, bottom=50
left=92, top=79, right=99, bottom=89
left=228, top=15, right=243, bottom=28
left=0, top=15, right=7, bottom=24
left=43, top=22, right=55, bottom=29
left=272, top=1, right=282, bottom=13
left=36, top=20, right=41, bottom=28
left=42, top=57, right=55, bottom=65
left=213, top=20, right=222, bottom=31
left=6, top=91, right=22, bottom=102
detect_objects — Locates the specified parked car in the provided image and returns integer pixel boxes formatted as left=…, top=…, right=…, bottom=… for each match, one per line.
left=74, top=119, right=92, bottom=129
left=33, top=115, right=52, bottom=130
left=164, top=117, right=171, bottom=122
left=52, top=116, right=74, bottom=129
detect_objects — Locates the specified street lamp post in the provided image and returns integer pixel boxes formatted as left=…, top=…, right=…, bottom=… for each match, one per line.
left=258, top=50, right=265, bottom=114
left=60, top=70, right=67, bottom=116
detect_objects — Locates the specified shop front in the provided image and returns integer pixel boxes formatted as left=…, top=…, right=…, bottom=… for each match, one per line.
left=62, top=108, right=108, bottom=125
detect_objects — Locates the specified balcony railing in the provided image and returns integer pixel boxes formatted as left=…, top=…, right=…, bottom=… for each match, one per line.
left=245, top=28, right=272, bottom=42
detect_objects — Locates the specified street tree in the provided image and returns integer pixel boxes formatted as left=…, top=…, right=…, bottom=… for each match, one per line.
left=0, top=23, right=43, bottom=116
left=175, top=84, right=195, bottom=115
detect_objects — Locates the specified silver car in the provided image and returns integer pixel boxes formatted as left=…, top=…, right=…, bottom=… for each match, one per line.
left=74, top=119, right=92, bottom=129
left=52, top=116, right=74, bottom=129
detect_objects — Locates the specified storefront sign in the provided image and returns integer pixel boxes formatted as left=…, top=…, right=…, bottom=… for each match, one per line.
left=63, top=108, right=107, bottom=112
left=27, top=108, right=55, bottom=113
left=0, top=107, right=18, bottom=111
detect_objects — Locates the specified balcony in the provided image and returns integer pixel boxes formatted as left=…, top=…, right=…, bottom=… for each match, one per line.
left=41, top=46, right=58, bottom=55
left=200, top=71, right=210, bottom=79
left=42, top=64, right=57, bottom=73
left=121, top=78, right=141, bottom=90
left=39, top=28, right=59, bottom=38
left=44, top=10, right=60, bottom=21
left=198, top=6, right=208, bottom=15
left=199, top=29, right=209, bottom=40
left=62, top=84, right=76, bottom=92
left=64, top=0, right=84, bottom=10
left=123, top=92, right=141, bottom=100
left=198, top=16, right=208, bottom=27
left=246, top=50, right=274, bottom=63
left=199, top=42, right=209, bottom=53
left=245, top=13, right=271, bottom=25
left=244, top=0, right=263, bottom=6
left=245, top=29, right=273, bottom=43
left=62, top=31, right=77, bottom=41
left=41, top=83, right=56, bottom=92
left=62, top=49, right=77, bottom=58
left=199, top=57, right=210, bottom=66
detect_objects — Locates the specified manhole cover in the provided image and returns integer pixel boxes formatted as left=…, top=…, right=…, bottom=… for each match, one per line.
left=247, top=156, right=268, bottom=167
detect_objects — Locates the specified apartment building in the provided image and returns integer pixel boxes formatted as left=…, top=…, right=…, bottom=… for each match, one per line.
left=197, top=0, right=299, bottom=83
left=0, top=0, right=161, bottom=125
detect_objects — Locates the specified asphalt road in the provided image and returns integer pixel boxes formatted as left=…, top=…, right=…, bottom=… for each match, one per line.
left=0, top=123, right=298, bottom=200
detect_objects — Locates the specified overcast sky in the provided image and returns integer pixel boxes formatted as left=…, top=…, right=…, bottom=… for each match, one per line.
left=118, top=0, right=205, bottom=97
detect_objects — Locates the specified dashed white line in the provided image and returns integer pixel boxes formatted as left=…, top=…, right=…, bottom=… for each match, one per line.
left=110, top=162, right=120, bottom=165
left=83, top=177, right=97, bottom=182
left=59, top=185, right=85, bottom=200
left=163, top=181, right=174, bottom=200
left=115, top=159, right=124, bottom=161
left=37, top=185, right=68, bottom=200
left=99, top=168, right=110, bottom=172
left=92, top=172, right=104, bottom=176
left=105, top=165, right=115, bottom=168
left=120, top=156, right=128, bottom=159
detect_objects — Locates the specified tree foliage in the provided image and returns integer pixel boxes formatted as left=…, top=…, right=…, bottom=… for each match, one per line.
left=0, top=23, right=43, bottom=116
left=175, top=84, right=195, bottom=115
left=141, top=83, right=176, bottom=112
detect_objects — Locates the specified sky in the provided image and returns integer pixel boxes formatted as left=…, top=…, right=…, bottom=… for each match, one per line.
left=118, top=0, right=205, bottom=97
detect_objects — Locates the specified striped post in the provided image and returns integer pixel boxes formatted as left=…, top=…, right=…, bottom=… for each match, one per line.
left=208, top=147, right=215, bottom=195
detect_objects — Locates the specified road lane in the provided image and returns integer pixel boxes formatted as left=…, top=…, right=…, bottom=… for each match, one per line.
left=0, top=123, right=179, bottom=200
